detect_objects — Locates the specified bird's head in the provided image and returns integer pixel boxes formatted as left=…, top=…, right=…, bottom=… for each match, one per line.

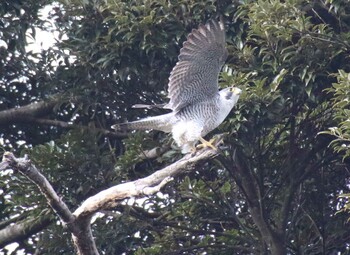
left=219, top=86, right=242, bottom=107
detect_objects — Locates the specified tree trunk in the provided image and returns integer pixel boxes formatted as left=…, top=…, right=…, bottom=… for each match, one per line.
left=269, top=232, right=286, bottom=255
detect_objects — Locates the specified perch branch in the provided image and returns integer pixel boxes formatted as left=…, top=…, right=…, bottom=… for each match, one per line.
left=73, top=148, right=219, bottom=219
left=1, top=144, right=219, bottom=254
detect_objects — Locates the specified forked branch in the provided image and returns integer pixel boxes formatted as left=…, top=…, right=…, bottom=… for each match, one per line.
left=0, top=147, right=219, bottom=254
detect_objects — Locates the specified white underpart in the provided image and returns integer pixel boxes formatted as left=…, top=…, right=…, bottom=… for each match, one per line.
left=171, top=88, right=241, bottom=154
left=172, top=120, right=203, bottom=153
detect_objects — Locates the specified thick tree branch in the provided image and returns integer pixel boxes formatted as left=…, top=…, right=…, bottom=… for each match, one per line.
left=0, top=95, right=62, bottom=125
left=0, top=95, right=126, bottom=138
left=1, top=146, right=219, bottom=254
left=23, top=117, right=127, bottom=138
left=1, top=152, right=75, bottom=224
left=0, top=152, right=97, bottom=255
left=0, top=212, right=52, bottom=248
left=222, top=149, right=285, bottom=254
left=73, top=148, right=219, bottom=219
left=0, top=213, right=27, bottom=229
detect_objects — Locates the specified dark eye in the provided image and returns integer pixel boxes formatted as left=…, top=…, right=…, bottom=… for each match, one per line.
left=225, top=92, right=233, bottom=100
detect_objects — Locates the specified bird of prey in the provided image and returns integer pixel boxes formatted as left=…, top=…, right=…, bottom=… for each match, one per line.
left=112, top=19, right=241, bottom=153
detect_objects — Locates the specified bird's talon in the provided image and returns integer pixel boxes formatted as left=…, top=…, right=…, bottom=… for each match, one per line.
left=197, top=137, right=218, bottom=151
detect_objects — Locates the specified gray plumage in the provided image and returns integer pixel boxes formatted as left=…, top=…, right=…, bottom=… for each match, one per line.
left=165, top=19, right=228, bottom=112
left=112, top=19, right=241, bottom=153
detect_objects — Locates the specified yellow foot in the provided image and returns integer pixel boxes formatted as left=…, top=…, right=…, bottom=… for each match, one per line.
left=197, top=137, right=218, bottom=151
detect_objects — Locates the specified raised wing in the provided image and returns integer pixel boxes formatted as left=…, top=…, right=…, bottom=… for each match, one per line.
left=165, top=19, right=228, bottom=112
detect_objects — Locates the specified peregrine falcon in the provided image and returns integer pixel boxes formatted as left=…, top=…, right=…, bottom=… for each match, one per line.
left=112, top=19, right=241, bottom=153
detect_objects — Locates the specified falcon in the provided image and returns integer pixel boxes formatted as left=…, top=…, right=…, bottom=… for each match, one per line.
left=112, top=19, right=241, bottom=153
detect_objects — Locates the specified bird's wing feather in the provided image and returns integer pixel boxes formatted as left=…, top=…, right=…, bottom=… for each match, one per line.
left=165, top=19, right=228, bottom=112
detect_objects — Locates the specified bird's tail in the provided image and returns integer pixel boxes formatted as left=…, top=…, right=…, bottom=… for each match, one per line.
left=111, top=114, right=173, bottom=132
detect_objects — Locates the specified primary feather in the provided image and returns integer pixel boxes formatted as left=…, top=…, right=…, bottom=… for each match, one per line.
left=112, top=19, right=241, bottom=153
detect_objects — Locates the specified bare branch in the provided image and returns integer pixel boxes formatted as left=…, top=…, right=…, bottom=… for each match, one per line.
left=0, top=93, right=126, bottom=138
left=23, top=117, right=127, bottom=138
left=1, top=152, right=98, bottom=255
left=1, top=145, right=219, bottom=254
left=0, top=95, right=62, bottom=125
left=0, top=213, right=52, bottom=248
left=73, top=148, right=219, bottom=219
left=2, top=152, right=74, bottom=224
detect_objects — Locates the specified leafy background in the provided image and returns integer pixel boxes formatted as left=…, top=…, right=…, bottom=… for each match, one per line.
left=1, top=0, right=350, bottom=254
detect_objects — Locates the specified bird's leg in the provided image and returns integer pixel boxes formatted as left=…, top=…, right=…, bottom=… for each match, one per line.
left=197, top=137, right=218, bottom=151
left=190, top=145, right=197, bottom=156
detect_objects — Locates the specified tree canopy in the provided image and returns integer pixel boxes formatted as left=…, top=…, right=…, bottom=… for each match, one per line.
left=1, top=0, right=350, bottom=254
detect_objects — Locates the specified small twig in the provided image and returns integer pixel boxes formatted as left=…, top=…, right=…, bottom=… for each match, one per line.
left=138, top=146, right=169, bottom=160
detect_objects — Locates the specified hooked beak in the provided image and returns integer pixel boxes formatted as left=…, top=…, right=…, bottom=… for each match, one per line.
left=230, top=87, right=242, bottom=95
